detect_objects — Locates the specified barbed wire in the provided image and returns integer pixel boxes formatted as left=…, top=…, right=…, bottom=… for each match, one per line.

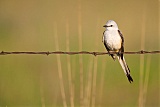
left=0, top=50, right=160, bottom=56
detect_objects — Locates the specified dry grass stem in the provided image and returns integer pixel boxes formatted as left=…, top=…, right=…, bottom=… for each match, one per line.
left=78, top=0, right=84, bottom=106
left=54, top=22, right=67, bottom=107
left=40, top=83, right=45, bottom=107
left=98, top=58, right=106, bottom=107
left=66, top=20, right=74, bottom=107
left=91, top=57, right=97, bottom=107
left=159, top=1, right=160, bottom=106
left=84, top=57, right=93, bottom=107
left=91, top=18, right=99, bottom=107
left=139, top=3, right=146, bottom=106
left=143, top=55, right=151, bottom=106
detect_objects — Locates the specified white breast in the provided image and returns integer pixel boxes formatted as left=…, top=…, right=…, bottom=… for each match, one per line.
left=104, top=30, right=122, bottom=51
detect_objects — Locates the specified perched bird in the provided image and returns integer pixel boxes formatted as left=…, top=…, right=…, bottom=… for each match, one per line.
left=102, top=20, right=133, bottom=83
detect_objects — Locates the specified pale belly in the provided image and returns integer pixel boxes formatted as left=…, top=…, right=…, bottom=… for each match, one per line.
left=104, top=32, right=122, bottom=51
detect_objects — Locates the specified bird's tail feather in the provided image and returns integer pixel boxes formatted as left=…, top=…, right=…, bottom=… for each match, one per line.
left=117, top=55, right=133, bottom=83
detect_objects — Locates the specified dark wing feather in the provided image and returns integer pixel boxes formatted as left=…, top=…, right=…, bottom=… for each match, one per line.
left=104, top=42, right=115, bottom=60
left=103, top=41, right=110, bottom=52
left=118, top=30, right=124, bottom=59
left=103, top=31, right=110, bottom=51
left=103, top=31, right=105, bottom=35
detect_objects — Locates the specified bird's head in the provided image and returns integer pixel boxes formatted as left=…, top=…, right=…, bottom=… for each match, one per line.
left=103, top=20, right=119, bottom=30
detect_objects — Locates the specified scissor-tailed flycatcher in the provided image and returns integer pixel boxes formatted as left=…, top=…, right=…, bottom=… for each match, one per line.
left=102, top=20, right=133, bottom=83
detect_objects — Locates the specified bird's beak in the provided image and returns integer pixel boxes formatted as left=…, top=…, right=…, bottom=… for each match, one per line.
left=103, top=25, right=107, bottom=27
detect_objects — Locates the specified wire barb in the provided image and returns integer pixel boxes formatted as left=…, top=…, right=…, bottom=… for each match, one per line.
left=0, top=50, right=159, bottom=56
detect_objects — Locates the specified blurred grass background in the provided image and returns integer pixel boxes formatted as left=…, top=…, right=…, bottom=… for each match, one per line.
left=0, top=0, right=159, bottom=107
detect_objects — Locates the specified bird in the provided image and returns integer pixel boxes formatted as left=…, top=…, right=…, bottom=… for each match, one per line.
left=102, top=20, right=133, bottom=83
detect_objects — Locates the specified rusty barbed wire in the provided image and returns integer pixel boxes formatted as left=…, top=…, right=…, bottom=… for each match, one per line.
left=0, top=50, right=159, bottom=56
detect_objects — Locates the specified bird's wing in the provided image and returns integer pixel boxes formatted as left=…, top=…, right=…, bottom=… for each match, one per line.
left=118, top=30, right=124, bottom=45
left=103, top=31, right=110, bottom=51
left=102, top=31, right=105, bottom=43
left=118, top=30, right=124, bottom=59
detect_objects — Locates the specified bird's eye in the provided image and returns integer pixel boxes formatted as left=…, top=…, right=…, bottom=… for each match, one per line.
left=110, top=25, right=113, bottom=27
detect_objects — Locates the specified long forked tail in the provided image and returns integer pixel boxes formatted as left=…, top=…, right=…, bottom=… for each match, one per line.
left=117, top=55, right=133, bottom=83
